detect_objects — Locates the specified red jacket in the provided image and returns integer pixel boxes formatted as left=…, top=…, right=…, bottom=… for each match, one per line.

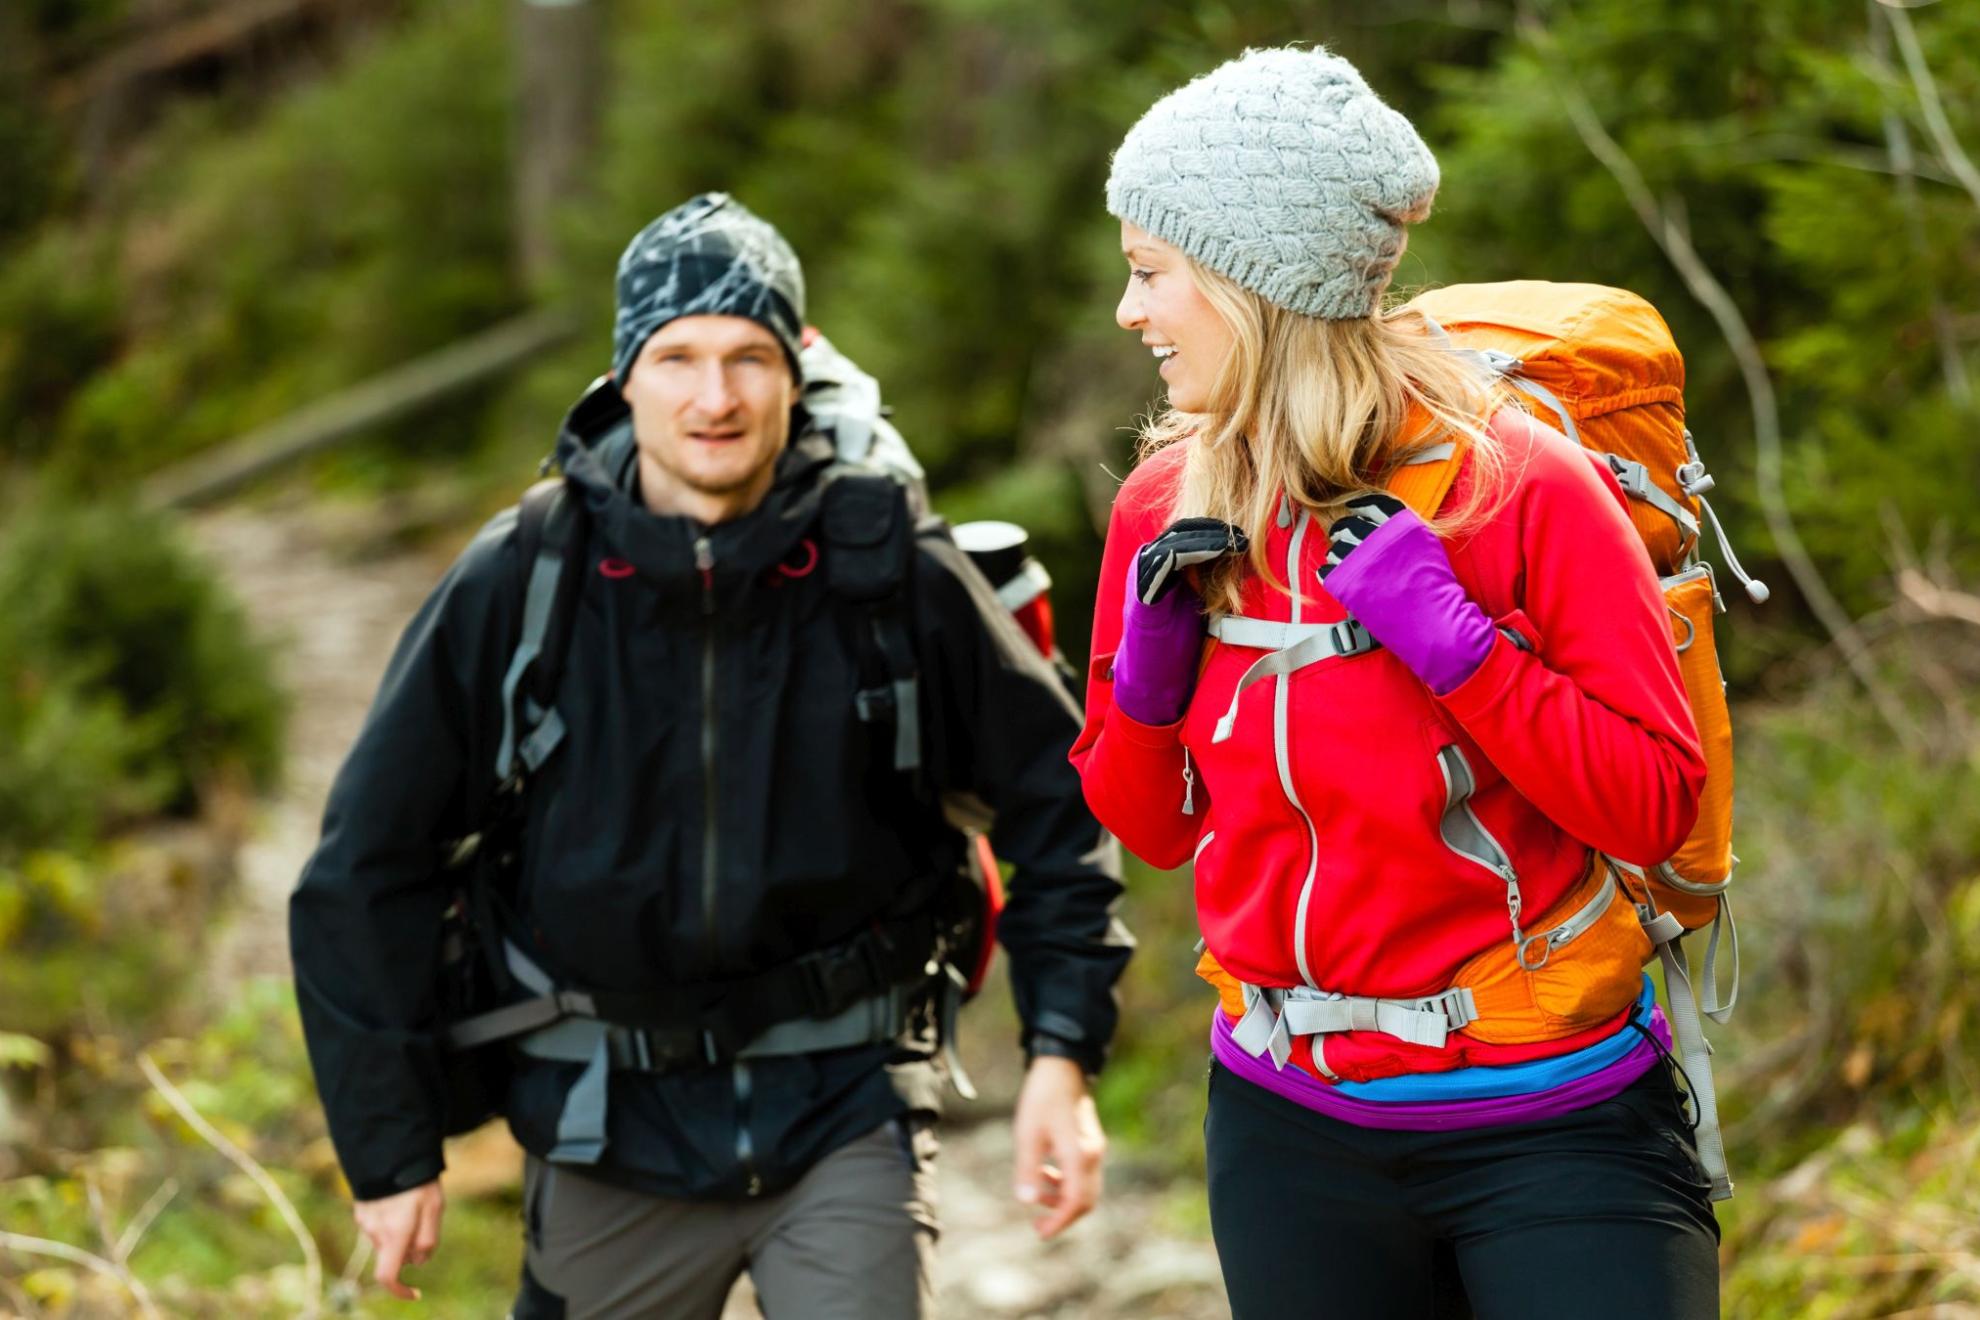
left=1071, top=410, right=1706, bottom=1083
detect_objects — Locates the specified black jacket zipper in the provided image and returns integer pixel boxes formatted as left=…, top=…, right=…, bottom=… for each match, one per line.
left=696, top=535, right=719, bottom=967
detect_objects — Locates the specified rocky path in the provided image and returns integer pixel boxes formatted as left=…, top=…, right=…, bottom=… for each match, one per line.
left=189, top=493, right=1229, bottom=1319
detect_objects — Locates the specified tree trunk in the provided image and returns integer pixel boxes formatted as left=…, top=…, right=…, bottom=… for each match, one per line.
left=512, top=0, right=604, bottom=293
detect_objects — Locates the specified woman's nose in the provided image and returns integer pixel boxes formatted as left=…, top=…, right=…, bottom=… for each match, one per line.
left=1116, top=282, right=1144, bottom=332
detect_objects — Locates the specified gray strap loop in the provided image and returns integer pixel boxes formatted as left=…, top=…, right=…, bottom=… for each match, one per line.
left=1656, top=938, right=1735, bottom=1201
left=1209, top=616, right=1379, bottom=744
left=1700, top=891, right=1738, bottom=1023
left=547, top=1034, right=611, bottom=1164
left=497, top=548, right=568, bottom=780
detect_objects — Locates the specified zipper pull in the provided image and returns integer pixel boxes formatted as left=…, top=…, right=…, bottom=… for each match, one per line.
left=1696, top=495, right=1771, bottom=605
left=1181, top=751, right=1196, bottom=815
left=694, top=536, right=716, bottom=613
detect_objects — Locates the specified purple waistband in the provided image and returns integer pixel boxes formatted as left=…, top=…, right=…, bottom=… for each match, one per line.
left=1210, top=1009, right=1668, bottom=1131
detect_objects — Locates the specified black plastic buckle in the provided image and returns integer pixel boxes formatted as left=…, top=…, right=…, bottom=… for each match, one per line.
left=612, top=1025, right=705, bottom=1073
left=803, top=940, right=872, bottom=1015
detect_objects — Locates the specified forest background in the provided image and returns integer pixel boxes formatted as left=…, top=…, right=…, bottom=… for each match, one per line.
left=3, top=0, right=1979, bottom=1314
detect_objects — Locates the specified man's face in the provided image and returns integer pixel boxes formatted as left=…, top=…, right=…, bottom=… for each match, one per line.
left=620, top=315, right=796, bottom=519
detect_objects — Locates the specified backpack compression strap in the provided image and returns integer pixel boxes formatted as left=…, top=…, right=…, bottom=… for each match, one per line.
left=823, top=467, right=922, bottom=775
left=496, top=479, right=585, bottom=782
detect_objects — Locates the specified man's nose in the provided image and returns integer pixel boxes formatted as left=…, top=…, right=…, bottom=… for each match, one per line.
left=692, top=362, right=740, bottom=417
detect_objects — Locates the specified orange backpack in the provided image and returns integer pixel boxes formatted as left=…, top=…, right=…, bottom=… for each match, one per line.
left=1190, top=282, right=1759, bottom=1201
left=1402, top=280, right=1759, bottom=1198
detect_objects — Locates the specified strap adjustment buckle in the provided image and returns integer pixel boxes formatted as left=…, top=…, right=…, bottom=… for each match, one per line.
left=608, top=1024, right=712, bottom=1072
left=854, top=686, right=894, bottom=723
left=801, top=932, right=885, bottom=1016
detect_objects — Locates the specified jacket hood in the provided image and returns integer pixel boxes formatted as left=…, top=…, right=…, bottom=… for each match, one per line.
left=549, top=376, right=837, bottom=590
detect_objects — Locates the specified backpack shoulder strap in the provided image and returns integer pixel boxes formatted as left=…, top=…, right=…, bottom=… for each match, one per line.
left=496, top=478, right=586, bottom=783
left=821, top=467, right=922, bottom=776
left=1385, top=430, right=1471, bottom=521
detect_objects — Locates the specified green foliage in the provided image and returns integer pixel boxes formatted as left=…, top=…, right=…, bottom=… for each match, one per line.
left=0, top=980, right=527, bottom=1315
left=12, top=0, right=520, bottom=481
left=0, top=494, right=284, bottom=845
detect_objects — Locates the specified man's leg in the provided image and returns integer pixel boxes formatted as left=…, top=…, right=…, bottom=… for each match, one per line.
left=745, top=1118, right=940, bottom=1320
left=515, top=1155, right=750, bottom=1320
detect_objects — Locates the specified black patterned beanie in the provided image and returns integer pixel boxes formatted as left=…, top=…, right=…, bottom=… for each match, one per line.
left=612, top=192, right=807, bottom=382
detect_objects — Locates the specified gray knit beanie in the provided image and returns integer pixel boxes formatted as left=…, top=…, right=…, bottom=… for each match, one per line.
left=613, top=192, right=806, bottom=383
left=1106, top=47, right=1439, bottom=320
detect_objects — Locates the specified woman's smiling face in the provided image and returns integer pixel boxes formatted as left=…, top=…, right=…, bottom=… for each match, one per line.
left=1114, top=219, right=1236, bottom=415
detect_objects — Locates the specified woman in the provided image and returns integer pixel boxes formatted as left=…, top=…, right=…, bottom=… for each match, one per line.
left=1071, top=47, right=1721, bottom=1318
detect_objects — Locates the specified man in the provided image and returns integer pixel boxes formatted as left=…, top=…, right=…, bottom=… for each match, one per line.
left=290, top=193, right=1131, bottom=1317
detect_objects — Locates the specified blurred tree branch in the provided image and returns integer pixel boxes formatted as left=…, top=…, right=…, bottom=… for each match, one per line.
left=0, top=1230, right=159, bottom=1319
left=1872, top=0, right=1973, bottom=402
left=1517, top=3, right=1923, bottom=751
left=139, top=1052, right=323, bottom=1318
left=1877, top=0, right=1980, bottom=212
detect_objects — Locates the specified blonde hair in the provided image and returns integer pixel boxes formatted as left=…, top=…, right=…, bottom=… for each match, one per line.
left=1139, top=256, right=1513, bottom=614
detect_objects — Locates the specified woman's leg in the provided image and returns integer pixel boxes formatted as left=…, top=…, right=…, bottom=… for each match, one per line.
left=1204, top=1063, right=1468, bottom=1320
left=1427, top=1066, right=1721, bottom=1320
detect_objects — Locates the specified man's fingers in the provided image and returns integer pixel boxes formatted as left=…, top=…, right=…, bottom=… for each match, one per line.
left=371, top=1229, right=419, bottom=1302
left=1011, top=1108, right=1051, bottom=1206
left=408, top=1191, right=443, bottom=1266
left=1030, top=1162, right=1064, bottom=1207
left=1032, top=1125, right=1104, bottom=1239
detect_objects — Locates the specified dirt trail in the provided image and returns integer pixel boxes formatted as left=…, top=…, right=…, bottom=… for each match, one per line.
left=189, top=493, right=1228, bottom=1319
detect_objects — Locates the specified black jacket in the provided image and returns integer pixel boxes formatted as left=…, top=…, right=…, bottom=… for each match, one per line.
left=290, top=391, right=1129, bottom=1202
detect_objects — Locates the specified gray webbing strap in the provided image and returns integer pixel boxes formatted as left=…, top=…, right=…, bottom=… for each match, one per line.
left=513, top=987, right=911, bottom=1067
left=497, top=547, right=567, bottom=781
left=1231, top=982, right=1479, bottom=1065
left=1470, top=351, right=1584, bottom=447
left=548, top=1034, right=611, bottom=1164
left=1209, top=617, right=1380, bottom=743
left=1209, top=615, right=1338, bottom=651
left=1402, top=440, right=1458, bottom=466
left=1656, top=938, right=1734, bottom=1201
left=892, top=677, right=920, bottom=773
left=939, top=969, right=977, bottom=1102
left=1605, top=454, right=1702, bottom=546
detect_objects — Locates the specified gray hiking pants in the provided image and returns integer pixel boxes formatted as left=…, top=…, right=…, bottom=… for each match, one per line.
left=510, top=1119, right=940, bottom=1319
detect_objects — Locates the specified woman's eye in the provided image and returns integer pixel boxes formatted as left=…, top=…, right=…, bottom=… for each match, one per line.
left=1132, top=268, right=1155, bottom=284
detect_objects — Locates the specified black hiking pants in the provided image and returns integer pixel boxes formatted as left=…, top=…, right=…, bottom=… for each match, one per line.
left=1204, top=1059, right=1721, bottom=1319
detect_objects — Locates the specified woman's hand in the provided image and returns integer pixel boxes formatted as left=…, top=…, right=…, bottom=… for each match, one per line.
left=1111, top=519, right=1246, bottom=725
left=1319, top=494, right=1496, bottom=696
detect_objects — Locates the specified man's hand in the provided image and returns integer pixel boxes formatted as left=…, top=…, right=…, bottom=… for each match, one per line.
left=353, top=1180, right=445, bottom=1300
left=1011, top=1056, right=1106, bottom=1239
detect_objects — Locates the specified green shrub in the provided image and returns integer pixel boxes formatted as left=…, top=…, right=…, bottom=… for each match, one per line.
left=0, top=493, right=285, bottom=850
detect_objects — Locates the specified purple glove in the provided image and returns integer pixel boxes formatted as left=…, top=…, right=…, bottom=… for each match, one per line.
left=1319, top=494, right=1496, bottom=696
left=1111, top=519, right=1248, bottom=726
